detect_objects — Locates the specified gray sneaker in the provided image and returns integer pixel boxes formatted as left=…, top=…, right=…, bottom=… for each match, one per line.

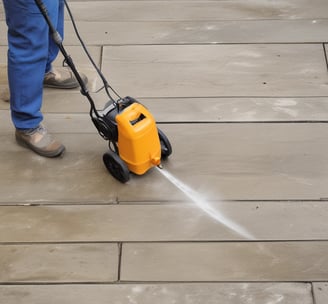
left=0, top=87, right=9, bottom=102
left=43, top=67, right=88, bottom=89
left=15, top=124, right=65, bottom=158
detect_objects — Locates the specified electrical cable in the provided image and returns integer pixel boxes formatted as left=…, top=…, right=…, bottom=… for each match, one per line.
left=63, top=0, right=122, bottom=103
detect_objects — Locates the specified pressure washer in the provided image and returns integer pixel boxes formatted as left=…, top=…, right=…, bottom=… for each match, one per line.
left=34, top=0, right=172, bottom=183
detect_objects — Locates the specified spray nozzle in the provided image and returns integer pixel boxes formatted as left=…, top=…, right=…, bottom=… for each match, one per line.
left=151, top=155, right=161, bottom=167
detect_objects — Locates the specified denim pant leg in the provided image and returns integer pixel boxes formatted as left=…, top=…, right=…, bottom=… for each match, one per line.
left=46, top=0, right=64, bottom=73
left=3, top=0, right=60, bottom=129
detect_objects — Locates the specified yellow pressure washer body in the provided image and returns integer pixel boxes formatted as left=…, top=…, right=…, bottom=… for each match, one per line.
left=94, top=96, right=172, bottom=183
left=116, top=102, right=161, bottom=175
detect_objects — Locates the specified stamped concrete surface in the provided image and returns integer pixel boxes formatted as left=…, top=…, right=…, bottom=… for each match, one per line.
left=0, top=244, right=119, bottom=283
left=313, top=282, right=328, bottom=304
left=1, top=0, right=328, bottom=303
left=121, top=242, right=328, bottom=281
left=1, top=201, right=328, bottom=242
left=0, top=123, right=327, bottom=202
left=0, top=283, right=313, bottom=304
left=101, top=44, right=328, bottom=98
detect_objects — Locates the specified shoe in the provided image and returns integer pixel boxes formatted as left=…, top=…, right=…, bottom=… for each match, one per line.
left=43, top=67, right=88, bottom=89
left=0, top=87, right=9, bottom=102
left=15, top=124, right=65, bottom=158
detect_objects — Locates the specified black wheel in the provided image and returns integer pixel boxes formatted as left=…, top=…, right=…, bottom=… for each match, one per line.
left=103, top=151, right=130, bottom=183
left=158, top=128, right=172, bottom=159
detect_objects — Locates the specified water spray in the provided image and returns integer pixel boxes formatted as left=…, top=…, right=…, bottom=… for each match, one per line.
left=157, top=168, right=255, bottom=240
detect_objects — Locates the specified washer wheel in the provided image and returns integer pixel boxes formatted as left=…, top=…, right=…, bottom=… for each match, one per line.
left=158, top=128, right=172, bottom=159
left=103, top=151, right=130, bottom=183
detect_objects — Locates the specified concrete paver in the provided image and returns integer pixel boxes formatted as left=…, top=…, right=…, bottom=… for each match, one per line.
left=0, top=244, right=119, bottom=283
left=121, top=242, right=328, bottom=281
left=0, top=123, right=327, bottom=203
left=5, top=94, right=328, bottom=122
left=102, top=44, right=328, bottom=98
left=313, top=282, right=328, bottom=304
left=60, top=20, right=328, bottom=45
left=0, top=283, right=313, bottom=304
left=65, top=0, right=328, bottom=21
left=1, top=202, right=328, bottom=242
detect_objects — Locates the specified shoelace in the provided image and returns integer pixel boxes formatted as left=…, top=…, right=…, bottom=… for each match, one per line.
left=25, top=124, right=47, bottom=135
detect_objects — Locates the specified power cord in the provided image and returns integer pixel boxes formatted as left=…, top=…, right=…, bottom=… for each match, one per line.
left=63, top=0, right=122, bottom=103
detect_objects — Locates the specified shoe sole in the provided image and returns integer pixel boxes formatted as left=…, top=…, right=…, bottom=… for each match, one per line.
left=43, top=78, right=88, bottom=90
left=43, top=83, right=80, bottom=89
left=16, top=134, right=66, bottom=158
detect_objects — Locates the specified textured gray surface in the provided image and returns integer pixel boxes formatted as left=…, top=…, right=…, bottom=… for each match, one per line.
left=121, top=242, right=328, bottom=281
left=101, top=44, right=328, bottom=98
left=0, top=0, right=327, bottom=302
left=1, top=201, right=328, bottom=242
left=0, top=123, right=327, bottom=202
left=0, top=244, right=119, bottom=283
left=313, top=283, right=328, bottom=304
left=0, top=283, right=314, bottom=304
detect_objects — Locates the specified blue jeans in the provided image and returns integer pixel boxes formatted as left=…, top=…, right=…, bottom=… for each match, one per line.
left=3, top=0, right=64, bottom=129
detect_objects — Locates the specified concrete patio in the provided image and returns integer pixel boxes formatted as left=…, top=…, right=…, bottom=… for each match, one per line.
left=1, top=0, right=328, bottom=303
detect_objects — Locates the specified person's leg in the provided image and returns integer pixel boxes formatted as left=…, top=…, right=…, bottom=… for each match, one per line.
left=43, top=0, right=88, bottom=89
left=3, top=0, right=58, bottom=129
left=45, top=0, right=63, bottom=74
left=3, top=0, right=65, bottom=157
